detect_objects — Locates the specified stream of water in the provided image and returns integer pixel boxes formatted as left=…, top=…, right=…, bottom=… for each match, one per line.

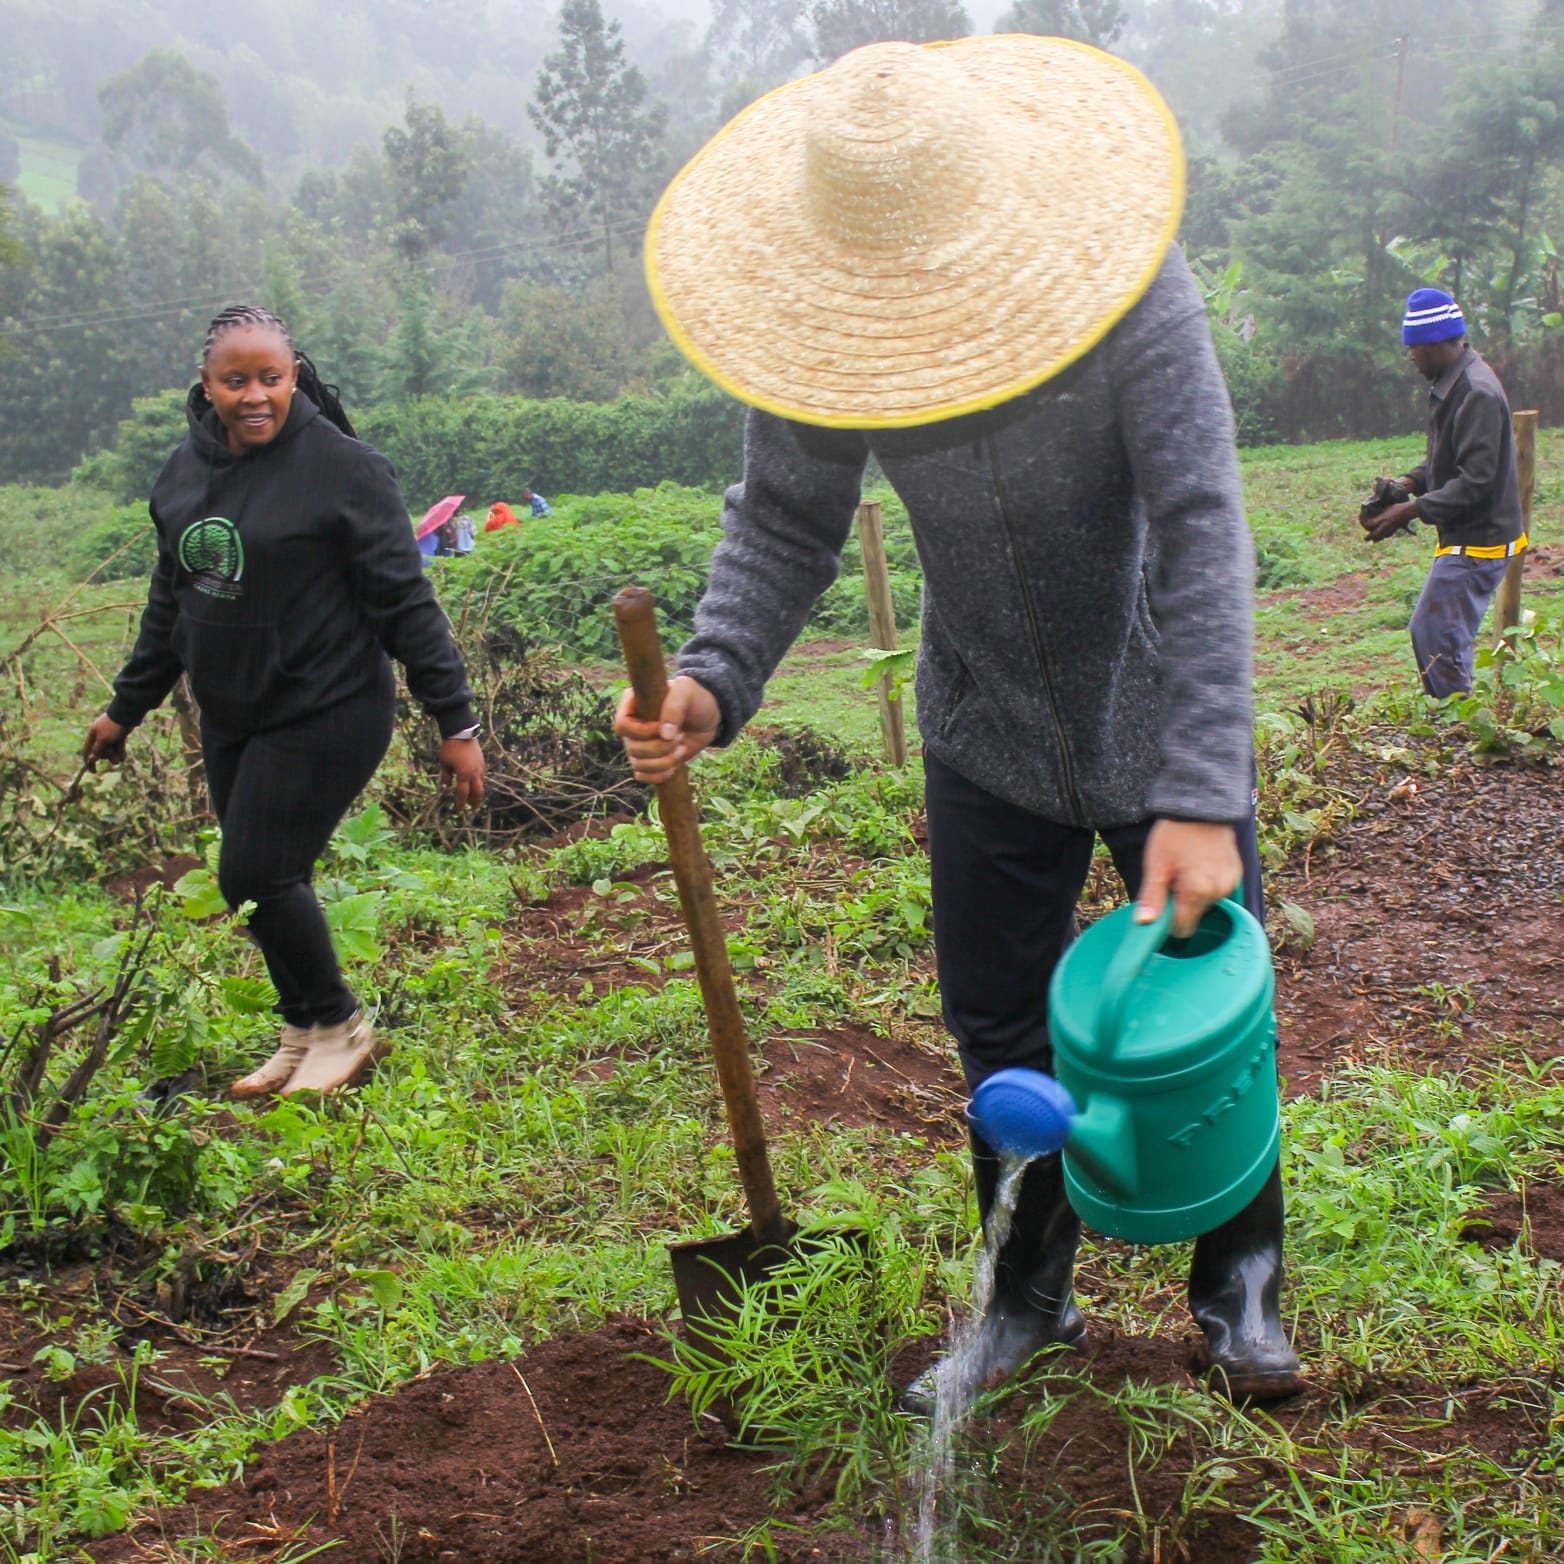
left=909, top=1154, right=1028, bottom=1563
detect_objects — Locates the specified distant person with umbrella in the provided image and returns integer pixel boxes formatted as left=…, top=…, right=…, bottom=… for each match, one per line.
left=82, top=306, right=485, bottom=1099
left=416, top=494, right=466, bottom=560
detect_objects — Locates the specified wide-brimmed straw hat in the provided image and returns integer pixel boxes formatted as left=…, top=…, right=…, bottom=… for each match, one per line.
left=645, top=35, right=1184, bottom=429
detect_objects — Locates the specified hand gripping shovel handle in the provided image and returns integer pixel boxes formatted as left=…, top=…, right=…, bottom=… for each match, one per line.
left=612, top=588, right=788, bottom=1246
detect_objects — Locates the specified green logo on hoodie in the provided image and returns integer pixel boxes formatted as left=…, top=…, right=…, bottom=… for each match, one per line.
left=179, top=517, right=245, bottom=599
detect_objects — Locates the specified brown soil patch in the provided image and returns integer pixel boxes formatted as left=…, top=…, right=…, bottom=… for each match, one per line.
left=507, top=863, right=686, bottom=997
left=960, top=1331, right=1550, bottom=1564
left=1460, top=1176, right=1564, bottom=1261
left=90, top=1310, right=1554, bottom=1564
left=102, top=853, right=201, bottom=902
left=1265, top=569, right=1373, bottom=621
left=91, top=1317, right=849, bottom=1564
left=1268, top=742, right=1564, bottom=1088
left=758, top=1022, right=965, bottom=1141
left=0, top=1297, right=337, bottom=1437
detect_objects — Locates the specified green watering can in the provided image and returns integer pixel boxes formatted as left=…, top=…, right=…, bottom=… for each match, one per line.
left=970, top=897, right=1279, bottom=1246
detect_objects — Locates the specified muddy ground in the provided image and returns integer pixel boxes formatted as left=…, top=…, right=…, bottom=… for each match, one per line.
left=8, top=724, right=1559, bottom=1562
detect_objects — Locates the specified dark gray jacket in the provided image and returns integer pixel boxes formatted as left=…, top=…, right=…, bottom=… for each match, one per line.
left=1406, top=348, right=1525, bottom=550
left=676, top=246, right=1254, bottom=829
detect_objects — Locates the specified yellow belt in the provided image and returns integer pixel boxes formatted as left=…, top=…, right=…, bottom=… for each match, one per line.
left=1434, top=533, right=1528, bottom=559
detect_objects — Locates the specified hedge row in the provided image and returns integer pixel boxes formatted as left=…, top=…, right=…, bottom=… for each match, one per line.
left=72, top=385, right=749, bottom=508
left=430, top=482, right=922, bottom=662
left=356, top=387, right=748, bottom=510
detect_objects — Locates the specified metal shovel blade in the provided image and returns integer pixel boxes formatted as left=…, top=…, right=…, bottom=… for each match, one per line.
left=668, top=1222, right=802, bottom=1362
left=668, top=1222, right=876, bottom=1431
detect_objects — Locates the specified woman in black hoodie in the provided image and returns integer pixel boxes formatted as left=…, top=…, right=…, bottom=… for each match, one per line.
left=83, top=306, right=485, bottom=1098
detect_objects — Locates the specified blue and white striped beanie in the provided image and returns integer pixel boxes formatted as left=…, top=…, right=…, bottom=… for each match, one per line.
left=1402, top=288, right=1466, bottom=345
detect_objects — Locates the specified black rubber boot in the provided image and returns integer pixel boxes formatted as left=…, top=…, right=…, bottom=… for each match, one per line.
left=898, top=1133, right=1085, bottom=1416
left=1188, top=1160, right=1302, bottom=1401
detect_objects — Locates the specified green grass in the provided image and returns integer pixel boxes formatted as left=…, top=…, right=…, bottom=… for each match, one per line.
left=4, top=813, right=1560, bottom=1555
left=2, top=119, right=83, bottom=212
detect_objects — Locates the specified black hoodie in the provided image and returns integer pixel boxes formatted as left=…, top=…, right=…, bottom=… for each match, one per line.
left=107, top=388, right=476, bottom=739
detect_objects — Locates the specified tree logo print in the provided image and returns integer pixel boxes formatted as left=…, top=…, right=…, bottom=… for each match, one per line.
left=178, top=517, right=246, bottom=600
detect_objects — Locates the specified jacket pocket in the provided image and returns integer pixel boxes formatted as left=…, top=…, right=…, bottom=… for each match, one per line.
left=943, top=661, right=972, bottom=732
left=172, top=617, right=290, bottom=728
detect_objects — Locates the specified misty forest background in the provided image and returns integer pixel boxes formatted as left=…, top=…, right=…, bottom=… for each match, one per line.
left=3, top=0, right=1564, bottom=506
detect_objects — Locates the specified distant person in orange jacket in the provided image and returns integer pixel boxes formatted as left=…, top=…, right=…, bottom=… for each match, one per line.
left=484, top=501, right=521, bottom=533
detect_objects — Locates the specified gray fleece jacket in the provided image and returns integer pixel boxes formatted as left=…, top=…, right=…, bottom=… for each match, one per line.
left=1405, top=347, right=1525, bottom=550
left=676, top=245, right=1255, bottom=830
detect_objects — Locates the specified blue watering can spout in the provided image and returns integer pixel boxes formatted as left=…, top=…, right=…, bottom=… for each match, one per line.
left=966, top=1069, right=1138, bottom=1202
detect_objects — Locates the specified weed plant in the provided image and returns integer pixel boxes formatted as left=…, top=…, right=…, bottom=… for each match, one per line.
left=649, top=1202, right=941, bottom=1513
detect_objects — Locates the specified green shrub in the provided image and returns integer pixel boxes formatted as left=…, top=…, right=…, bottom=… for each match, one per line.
left=1253, top=527, right=1311, bottom=590
left=432, top=481, right=923, bottom=661
left=70, top=502, right=156, bottom=582
left=70, top=388, right=188, bottom=503
left=0, top=483, right=125, bottom=582
left=437, top=483, right=724, bottom=659
left=1212, top=328, right=1282, bottom=447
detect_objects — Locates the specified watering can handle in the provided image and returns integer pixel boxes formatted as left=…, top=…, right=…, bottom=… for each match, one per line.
left=1093, top=900, right=1175, bottom=1059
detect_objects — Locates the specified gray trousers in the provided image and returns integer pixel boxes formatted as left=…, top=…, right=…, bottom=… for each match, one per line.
left=1409, top=553, right=1509, bottom=699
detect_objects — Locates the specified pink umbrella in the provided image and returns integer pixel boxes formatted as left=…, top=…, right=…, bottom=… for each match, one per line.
left=415, top=494, right=465, bottom=540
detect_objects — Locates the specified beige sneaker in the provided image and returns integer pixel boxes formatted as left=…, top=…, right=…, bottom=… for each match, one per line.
left=280, top=1011, right=389, bottom=1096
left=229, top=1024, right=314, bottom=1100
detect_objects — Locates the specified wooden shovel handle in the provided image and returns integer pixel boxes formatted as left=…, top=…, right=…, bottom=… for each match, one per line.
left=612, top=587, right=787, bottom=1245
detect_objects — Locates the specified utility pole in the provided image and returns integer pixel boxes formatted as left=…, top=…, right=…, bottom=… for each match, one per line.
left=1390, top=34, right=1409, bottom=151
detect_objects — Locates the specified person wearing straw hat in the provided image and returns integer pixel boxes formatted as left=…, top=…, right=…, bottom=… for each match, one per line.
left=1360, top=289, right=1526, bottom=698
left=616, top=37, right=1301, bottom=1411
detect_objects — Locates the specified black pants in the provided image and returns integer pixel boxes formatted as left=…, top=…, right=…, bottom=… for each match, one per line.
left=202, top=670, right=395, bottom=1030
left=924, top=751, right=1264, bottom=1090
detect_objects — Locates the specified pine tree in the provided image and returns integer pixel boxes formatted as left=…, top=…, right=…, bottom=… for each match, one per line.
left=707, top=0, right=812, bottom=81
left=383, top=95, right=475, bottom=265
left=807, top=0, right=969, bottom=63
left=996, top=0, right=1125, bottom=47
left=528, top=0, right=670, bottom=275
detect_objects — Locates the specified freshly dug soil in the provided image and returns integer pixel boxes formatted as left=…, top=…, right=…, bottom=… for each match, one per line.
left=91, top=1317, right=851, bottom=1563
left=1267, top=737, right=1564, bottom=1086
left=90, top=1316, right=1556, bottom=1564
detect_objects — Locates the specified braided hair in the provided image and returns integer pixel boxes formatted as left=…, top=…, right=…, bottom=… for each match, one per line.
left=200, top=305, right=356, bottom=437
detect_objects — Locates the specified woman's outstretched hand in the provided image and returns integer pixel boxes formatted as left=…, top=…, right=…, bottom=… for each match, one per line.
left=82, top=713, right=129, bottom=768
left=439, top=735, right=486, bottom=810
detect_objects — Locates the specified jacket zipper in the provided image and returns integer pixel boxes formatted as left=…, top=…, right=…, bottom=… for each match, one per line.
left=987, top=435, right=1086, bottom=826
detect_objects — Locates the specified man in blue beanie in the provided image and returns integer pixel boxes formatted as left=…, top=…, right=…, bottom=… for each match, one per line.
left=1362, top=288, right=1527, bottom=697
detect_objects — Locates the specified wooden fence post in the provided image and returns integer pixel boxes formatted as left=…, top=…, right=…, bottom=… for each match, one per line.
left=1496, top=409, right=1538, bottom=642
left=856, top=499, right=907, bottom=766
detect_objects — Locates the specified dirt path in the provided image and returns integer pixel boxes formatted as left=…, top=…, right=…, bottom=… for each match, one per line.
left=1269, top=739, right=1563, bottom=1087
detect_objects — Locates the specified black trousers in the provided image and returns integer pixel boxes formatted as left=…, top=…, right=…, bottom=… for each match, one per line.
left=202, top=668, right=395, bottom=1030
left=924, top=751, right=1265, bottom=1091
